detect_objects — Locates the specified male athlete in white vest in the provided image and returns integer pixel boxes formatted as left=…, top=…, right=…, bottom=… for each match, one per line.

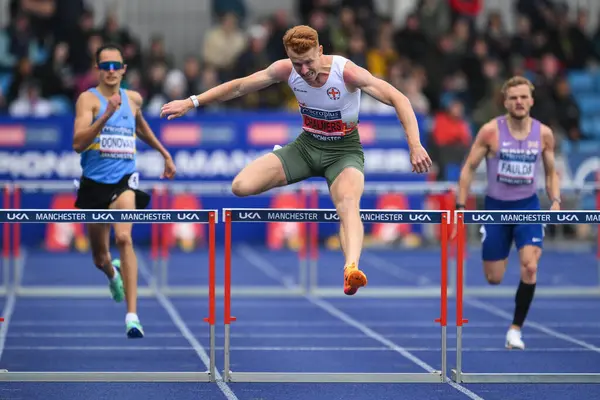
left=161, top=25, right=432, bottom=295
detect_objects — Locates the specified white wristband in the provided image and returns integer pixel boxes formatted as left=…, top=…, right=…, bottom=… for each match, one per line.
left=189, top=95, right=199, bottom=108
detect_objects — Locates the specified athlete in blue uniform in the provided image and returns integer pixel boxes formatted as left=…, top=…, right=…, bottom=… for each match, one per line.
left=72, top=44, right=176, bottom=338
left=456, top=76, right=560, bottom=349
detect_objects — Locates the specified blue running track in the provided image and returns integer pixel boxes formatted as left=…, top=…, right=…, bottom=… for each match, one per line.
left=1, top=245, right=599, bottom=400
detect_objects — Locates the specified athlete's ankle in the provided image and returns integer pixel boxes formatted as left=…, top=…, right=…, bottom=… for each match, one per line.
left=126, top=312, right=139, bottom=324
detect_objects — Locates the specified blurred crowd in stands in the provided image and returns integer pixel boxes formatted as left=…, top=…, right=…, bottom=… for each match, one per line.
left=1, top=0, right=600, bottom=162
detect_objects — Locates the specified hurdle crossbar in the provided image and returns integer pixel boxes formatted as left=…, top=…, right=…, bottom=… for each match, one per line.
left=451, top=210, right=600, bottom=383
left=0, top=208, right=218, bottom=383
left=222, top=207, right=449, bottom=383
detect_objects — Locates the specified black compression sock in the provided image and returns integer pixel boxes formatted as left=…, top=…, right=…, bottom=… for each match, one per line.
left=512, top=280, right=536, bottom=327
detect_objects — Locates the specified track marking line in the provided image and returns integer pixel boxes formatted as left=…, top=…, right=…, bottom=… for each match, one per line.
left=10, top=319, right=600, bottom=328
left=6, top=345, right=596, bottom=353
left=467, top=299, right=600, bottom=354
left=0, top=250, right=26, bottom=363
left=361, top=253, right=433, bottom=285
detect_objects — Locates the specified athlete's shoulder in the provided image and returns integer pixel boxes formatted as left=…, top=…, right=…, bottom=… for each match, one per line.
left=538, top=121, right=553, bottom=137
left=75, top=90, right=99, bottom=111
left=479, top=118, right=499, bottom=138
left=267, top=59, right=293, bottom=81
left=124, top=89, right=143, bottom=108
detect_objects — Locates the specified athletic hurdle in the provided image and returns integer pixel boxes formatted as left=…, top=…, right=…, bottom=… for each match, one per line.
left=451, top=209, right=600, bottom=384
left=221, top=207, right=449, bottom=383
left=0, top=208, right=218, bottom=383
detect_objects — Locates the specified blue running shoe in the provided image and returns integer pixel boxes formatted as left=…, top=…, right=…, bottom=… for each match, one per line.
left=126, top=320, right=144, bottom=338
left=109, top=259, right=125, bottom=303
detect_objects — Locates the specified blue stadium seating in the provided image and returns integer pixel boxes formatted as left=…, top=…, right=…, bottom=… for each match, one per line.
left=568, top=70, right=600, bottom=141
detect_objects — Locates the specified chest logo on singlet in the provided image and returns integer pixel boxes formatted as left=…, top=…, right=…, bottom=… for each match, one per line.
left=496, top=148, right=538, bottom=185
left=326, top=87, right=341, bottom=100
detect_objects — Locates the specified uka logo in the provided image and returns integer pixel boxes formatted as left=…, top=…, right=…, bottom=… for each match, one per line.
left=238, top=212, right=261, bottom=220
left=176, top=213, right=201, bottom=221
left=471, top=214, right=495, bottom=222
left=409, top=214, right=432, bottom=222
left=92, top=213, right=115, bottom=221
left=323, top=212, right=339, bottom=221
left=556, top=214, right=579, bottom=222
left=6, top=213, right=29, bottom=221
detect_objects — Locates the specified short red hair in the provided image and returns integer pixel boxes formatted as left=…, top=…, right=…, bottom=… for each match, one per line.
left=283, top=25, right=319, bottom=54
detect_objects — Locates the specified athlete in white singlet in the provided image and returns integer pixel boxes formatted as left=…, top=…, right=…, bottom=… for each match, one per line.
left=160, top=25, right=432, bottom=295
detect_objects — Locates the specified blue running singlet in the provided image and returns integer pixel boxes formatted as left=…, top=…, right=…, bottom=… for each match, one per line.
left=79, top=88, right=137, bottom=184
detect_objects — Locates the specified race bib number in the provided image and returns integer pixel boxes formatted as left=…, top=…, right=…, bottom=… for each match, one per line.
left=299, top=106, right=355, bottom=140
left=497, top=159, right=534, bottom=185
left=99, top=135, right=135, bottom=160
left=128, top=172, right=139, bottom=189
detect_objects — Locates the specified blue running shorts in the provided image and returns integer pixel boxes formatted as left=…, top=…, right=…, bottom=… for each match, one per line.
left=481, top=194, right=544, bottom=261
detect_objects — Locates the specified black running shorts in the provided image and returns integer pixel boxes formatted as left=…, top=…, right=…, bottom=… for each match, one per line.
left=74, top=173, right=151, bottom=210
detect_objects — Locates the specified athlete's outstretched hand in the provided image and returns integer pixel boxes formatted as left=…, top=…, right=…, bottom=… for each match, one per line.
left=410, top=143, right=433, bottom=174
left=550, top=200, right=560, bottom=211
left=161, top=156, right=176, bottom=179
left=160, top=98, right=194, bottom=120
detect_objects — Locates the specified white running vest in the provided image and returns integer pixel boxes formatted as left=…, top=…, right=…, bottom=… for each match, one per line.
left=287, top=55, right=361, bottom=141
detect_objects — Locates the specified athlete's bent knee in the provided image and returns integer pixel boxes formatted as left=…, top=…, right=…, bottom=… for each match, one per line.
left=335, top=195, right=359, bottom=216
left=115, top=231, right=133, bottom=249
left=486, top=274, right=503, bottom=285
left=521, top=260, right=537, bottom=283
left=231, top=177, right=252, bottom=197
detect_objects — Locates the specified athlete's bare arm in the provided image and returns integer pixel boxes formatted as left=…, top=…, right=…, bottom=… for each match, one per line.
left=457, top=121, right=495, bottom=206
left=129, top=90, right=176, bottom=179
left=129, top=91, right=172, bottom=159
left=541, top=124, right=560, bottom=209
left=342, top=62, right=431, bottom=173
left=72, top=91, right=120, bottom=153
left=160, top=60, right=293, bottom=120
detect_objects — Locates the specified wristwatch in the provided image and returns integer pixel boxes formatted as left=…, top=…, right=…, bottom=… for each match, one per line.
left=455, top=203, right=465, bottom=210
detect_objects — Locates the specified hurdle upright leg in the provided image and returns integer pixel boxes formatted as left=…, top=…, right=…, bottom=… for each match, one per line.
left=223, top=210, right=235, bottom=382
left=451, top=212, right=467, bottom=383
left=2, top=185, right=11, bottom=294
left=202, top=211, right=217, bottom=381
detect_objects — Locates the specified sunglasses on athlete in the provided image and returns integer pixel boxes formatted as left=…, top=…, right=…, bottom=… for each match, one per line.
left=98, top=61, right=124, bottom=71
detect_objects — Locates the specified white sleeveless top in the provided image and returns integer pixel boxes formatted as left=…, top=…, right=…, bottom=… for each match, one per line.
left=287, top=55, right=361, bottom=141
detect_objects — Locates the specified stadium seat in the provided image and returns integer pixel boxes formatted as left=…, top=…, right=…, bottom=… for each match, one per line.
left=593, top=117, right=600, bottom=139
left=568, top=70, right=596, bottom=94
left=581, top=116, right=594, bottom=136
left=575, top=94, right=600, bottom=116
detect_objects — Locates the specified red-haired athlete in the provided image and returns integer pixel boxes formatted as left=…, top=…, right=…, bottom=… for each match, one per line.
left=161, top=25, right=432, bottom=295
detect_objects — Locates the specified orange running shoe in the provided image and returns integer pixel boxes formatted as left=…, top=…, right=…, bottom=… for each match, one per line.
left=343, top=263, right=367, bottom=295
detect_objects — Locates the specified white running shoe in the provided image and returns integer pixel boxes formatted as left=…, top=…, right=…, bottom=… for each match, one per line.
left=505, top=328, right=525, bottom=349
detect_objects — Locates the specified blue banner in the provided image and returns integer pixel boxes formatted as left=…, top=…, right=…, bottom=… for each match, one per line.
left=227, top=209, right=444, bottom=223
left=0, top=112, right=435, bottom=246
left=0, top=210, right=216, bottom=223
left=0, top=112, right=430, bottom=183
left=461, top=211, right=600, bottom=224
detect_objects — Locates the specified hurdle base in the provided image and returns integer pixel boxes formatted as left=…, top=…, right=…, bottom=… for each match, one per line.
left=225, top=371, right=444, bottom=383
left=451, top=369, right=600, bottom=383
left=0, top=371, right=212, bottom=382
